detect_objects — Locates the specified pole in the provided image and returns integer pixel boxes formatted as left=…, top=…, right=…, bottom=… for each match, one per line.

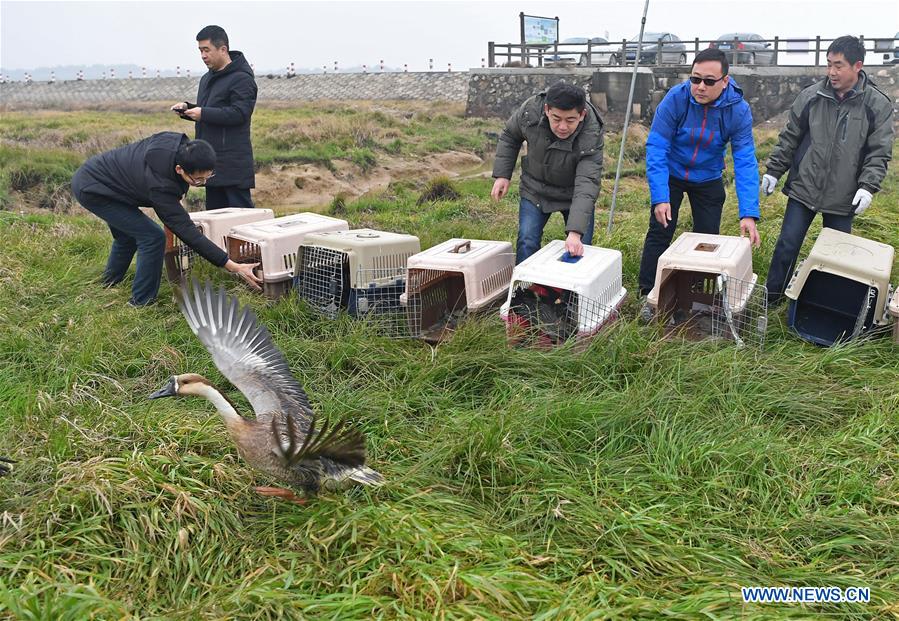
left=606, top=0, right=650, bottom=235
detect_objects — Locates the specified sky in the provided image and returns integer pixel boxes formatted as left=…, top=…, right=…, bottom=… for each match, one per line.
left=1, top=0, right=897, bottom=73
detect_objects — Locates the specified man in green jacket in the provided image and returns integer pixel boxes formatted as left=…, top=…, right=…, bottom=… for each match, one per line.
left=763, top=35, right=894, bottom=305
left=491, top=81, right=604, bottom=263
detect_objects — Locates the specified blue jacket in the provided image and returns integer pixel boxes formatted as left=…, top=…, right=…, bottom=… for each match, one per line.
left=646, top=78, right=759, bottom=219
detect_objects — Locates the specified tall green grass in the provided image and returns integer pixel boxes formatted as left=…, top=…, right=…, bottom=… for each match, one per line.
left=0, top=112, right=897, bottom=619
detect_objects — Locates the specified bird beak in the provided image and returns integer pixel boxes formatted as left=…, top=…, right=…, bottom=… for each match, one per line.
left=149, top=376, right=178, bottom=399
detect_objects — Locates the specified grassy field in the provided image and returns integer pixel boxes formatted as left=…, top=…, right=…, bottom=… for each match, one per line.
left=1, top=104, right=898, bottom=620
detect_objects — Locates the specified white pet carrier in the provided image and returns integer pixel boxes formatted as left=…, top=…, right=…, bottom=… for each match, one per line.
left=224, top=213, right=349, bottom=299
left=500, top=240, right=626, bottom=349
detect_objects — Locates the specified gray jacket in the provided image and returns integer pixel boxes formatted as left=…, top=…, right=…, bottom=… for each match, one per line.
left=766, top=71, right=894, bottom=215
left=492, top=92, right=604, bottom=236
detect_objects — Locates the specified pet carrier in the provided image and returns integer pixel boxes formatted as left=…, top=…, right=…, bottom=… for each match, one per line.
left=785, top=228, right=894, bottom=346
left=646, top=232, right=766, bottom=346
left=401, top=239, right=515, bottom=343
left=889, top=287, right=899, bottom=345
left=163, top=208, right=274, bottom=282
left=295, top=229, right=421, bottom=332
left=224, top=213, right=349, bottom=299
left=499, top=240, right=626, bottom=349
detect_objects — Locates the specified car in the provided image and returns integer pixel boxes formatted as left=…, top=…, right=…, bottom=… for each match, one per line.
left=710, top=33, right=776, bottom=65
left=874, top=32, right=899, bottom=64
left=613, top=32, right=687, bottom=65
left=544, top=37, right=617, bottom=66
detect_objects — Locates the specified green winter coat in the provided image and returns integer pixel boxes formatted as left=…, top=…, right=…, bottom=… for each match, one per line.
left=492, top=92, right=604, bottom=236
left=766, top=71, right=894, bottom=215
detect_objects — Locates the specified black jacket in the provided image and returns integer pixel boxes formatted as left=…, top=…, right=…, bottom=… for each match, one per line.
left=184, top=50, right=257, bottom=189
left=71, top=132, right=229, bottom=266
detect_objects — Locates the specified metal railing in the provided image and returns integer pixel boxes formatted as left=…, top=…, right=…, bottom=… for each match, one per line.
left=488, top=35, right=899, bottom=68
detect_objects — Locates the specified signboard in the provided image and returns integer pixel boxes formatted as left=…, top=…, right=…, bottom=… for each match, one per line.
left=522, top=14, right=558, bottom=45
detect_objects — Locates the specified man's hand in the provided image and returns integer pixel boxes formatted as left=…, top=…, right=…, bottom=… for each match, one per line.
left=653, top=202, right=672, bottom=228
left=852, top=188, right=872, bottom=215
left=761, top=174, right=778, bottom=196
left=179, top=107, right=202, bottom=121
left=564, top=231, right=584, bottom=257
left=491, top=178, right=510, bottom=201
left=739, top=217, right=761, bottom=248
left=225, top=260, right=263, bottom=291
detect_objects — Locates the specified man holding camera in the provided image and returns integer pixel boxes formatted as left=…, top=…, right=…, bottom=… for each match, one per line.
left=171, top=25, right=258, bottom=210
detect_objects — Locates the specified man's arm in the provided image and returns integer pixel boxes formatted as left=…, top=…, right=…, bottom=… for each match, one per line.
left=491, top=108, right=526, bottom=182
left=566, top=144, right=604, bottom=239
left=645, top=90, right=680, bottom=206
left=195, top=74, right=258, bottom=126
left=730, top=102, right=760, bottom=220
left=857, top=99, right=895, bottom=195
left=765, top=92, right=810, bottom=179
left=150, top=190, right=229, bottom=266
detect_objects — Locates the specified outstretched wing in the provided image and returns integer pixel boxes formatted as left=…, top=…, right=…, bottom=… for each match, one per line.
left=175, top=278, right=314, bottom=428
left=271, top=411, right=366, bottom=471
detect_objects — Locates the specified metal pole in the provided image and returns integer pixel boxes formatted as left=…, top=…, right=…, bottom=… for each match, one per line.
left=606, top=0, right=650, bottom=235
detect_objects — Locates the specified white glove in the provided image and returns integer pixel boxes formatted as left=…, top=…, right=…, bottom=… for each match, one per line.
left=761, top=174, right=778, bottom=196
left=852, top=188, right=872, bottom=215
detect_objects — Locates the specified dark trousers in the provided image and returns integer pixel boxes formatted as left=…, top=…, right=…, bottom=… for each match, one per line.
left=765, top=197, right=854, bottom=301
left=638, top=176, right=726, bottom=295
left=78, top=193, right=166, bottom=305
left=205, top=186, right=254, bottom=210
left=516, top=197, right=595, bottom=264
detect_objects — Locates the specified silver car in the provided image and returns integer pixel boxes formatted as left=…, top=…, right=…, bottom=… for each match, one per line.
left=615, top=32, right=688, bottom=65
left=545, top=37, right=617, bottom=67
left=712, top=33, right=776, bottom=65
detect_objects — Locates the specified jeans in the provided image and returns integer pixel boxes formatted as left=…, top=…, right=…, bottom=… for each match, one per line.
left=516, top=197, right=595, bottom=264
left=205, top=186, right=254, bottom=209
left=765, top=197, right=853, bottom=302
left=637, top=176, right=726, bottom=295
left=78, top=193, right=166, bottom=305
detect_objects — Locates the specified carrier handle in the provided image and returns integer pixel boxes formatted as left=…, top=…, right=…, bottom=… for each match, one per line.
left=451, top=240, right=472, bottom=254
left=559, top=251, right=581, bottom=264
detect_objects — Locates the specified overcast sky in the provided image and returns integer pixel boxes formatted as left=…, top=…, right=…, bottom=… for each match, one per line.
left=2, top=0, right=897, bottom=72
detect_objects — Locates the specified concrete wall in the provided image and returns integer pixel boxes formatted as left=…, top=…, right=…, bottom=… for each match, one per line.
left=465, top=66, right=899, bottom=123
left=0, top=72, right=470, bottom=109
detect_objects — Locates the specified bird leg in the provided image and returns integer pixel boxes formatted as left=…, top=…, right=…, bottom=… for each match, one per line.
left=254, top=486, right=307, bottom=505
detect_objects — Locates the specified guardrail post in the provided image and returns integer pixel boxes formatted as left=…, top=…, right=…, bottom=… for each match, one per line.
left=773, top=36, right=779, bottom=65
left=488, top=41, right=495, bottom=67
left=815, top=36, right=821, bottom=66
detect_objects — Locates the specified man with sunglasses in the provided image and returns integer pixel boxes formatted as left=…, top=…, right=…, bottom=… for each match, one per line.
left=171, top=25, right=257, bottom=210
left=762, top=35, right=894, bottom=307
left=71, top=132, right=262, bottom=306
left=637, top=48, right=760, bottom=321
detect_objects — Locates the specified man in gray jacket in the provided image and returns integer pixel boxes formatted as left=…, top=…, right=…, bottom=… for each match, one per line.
left=762, top=35, right=894, bottom=305
left=491, top=81, right=604, bottom=263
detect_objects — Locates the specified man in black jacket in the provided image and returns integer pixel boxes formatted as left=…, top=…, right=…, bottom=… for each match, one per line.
left=171, top=25, right=257, bottom=210
left=491, top=81, right=604, bottom=264
left=71, top=132, right=262, bottom=306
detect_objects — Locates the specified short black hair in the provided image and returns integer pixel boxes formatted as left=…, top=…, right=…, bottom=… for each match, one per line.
left=545, top=81, right=586, bottom=112
left=827, top=35, right=865, bottom=65
left=196, top=25, right=229, bottom=50
left=693, top=48, right=729, bottom=76
left=176, top=139, right=216, bottom=173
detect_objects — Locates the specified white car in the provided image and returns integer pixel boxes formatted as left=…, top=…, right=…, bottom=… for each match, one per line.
left=545, top=37, right=617, bottom=67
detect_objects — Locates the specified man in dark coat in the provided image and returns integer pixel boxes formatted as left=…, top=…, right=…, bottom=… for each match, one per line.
left=171, top=25, right=257, bottom=210
left=71, top=132, right=262, bottom=306
left=491, top=81, right=604, bottom=264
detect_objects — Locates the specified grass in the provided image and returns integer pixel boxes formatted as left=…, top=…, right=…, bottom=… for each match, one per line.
left=1, top=107, right=898, bottom=619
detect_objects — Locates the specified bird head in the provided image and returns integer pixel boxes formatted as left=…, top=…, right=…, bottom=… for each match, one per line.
left=149, top=373, right=212, bottom=399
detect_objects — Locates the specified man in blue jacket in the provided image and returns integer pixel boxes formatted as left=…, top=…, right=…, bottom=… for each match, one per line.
left=171, top=25, right=257, bottom=210
left=638, top=48, right=761, bottom=320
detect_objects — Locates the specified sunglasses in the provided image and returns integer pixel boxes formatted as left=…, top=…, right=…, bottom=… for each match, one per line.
left=183, top=170, right=216, bottom=186
left=689, top=75, right=726, bottom=87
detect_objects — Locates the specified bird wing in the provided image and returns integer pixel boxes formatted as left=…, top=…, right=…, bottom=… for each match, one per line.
left=270, top=411, right=366, bottom=472
left=175, top=279, right=314, bottom=428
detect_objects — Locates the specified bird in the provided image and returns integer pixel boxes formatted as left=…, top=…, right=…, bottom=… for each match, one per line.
left=149, top=278, right=384, bottom=504
left=0, top=457, right=14, bottom=476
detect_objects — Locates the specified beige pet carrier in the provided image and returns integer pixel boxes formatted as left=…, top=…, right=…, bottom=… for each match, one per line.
left=163, top=208, right=274, bottom=282
left=646, top=232, right=766, bottom=345
left=401, top=239, right=515, bottom=342
left=295, top=229, right=421, bottom=332
left=224, top=213, right=349, bottom=299
left=785, top=228, right=894, bottom=346
left=888, top=288, right=899, bottom=345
